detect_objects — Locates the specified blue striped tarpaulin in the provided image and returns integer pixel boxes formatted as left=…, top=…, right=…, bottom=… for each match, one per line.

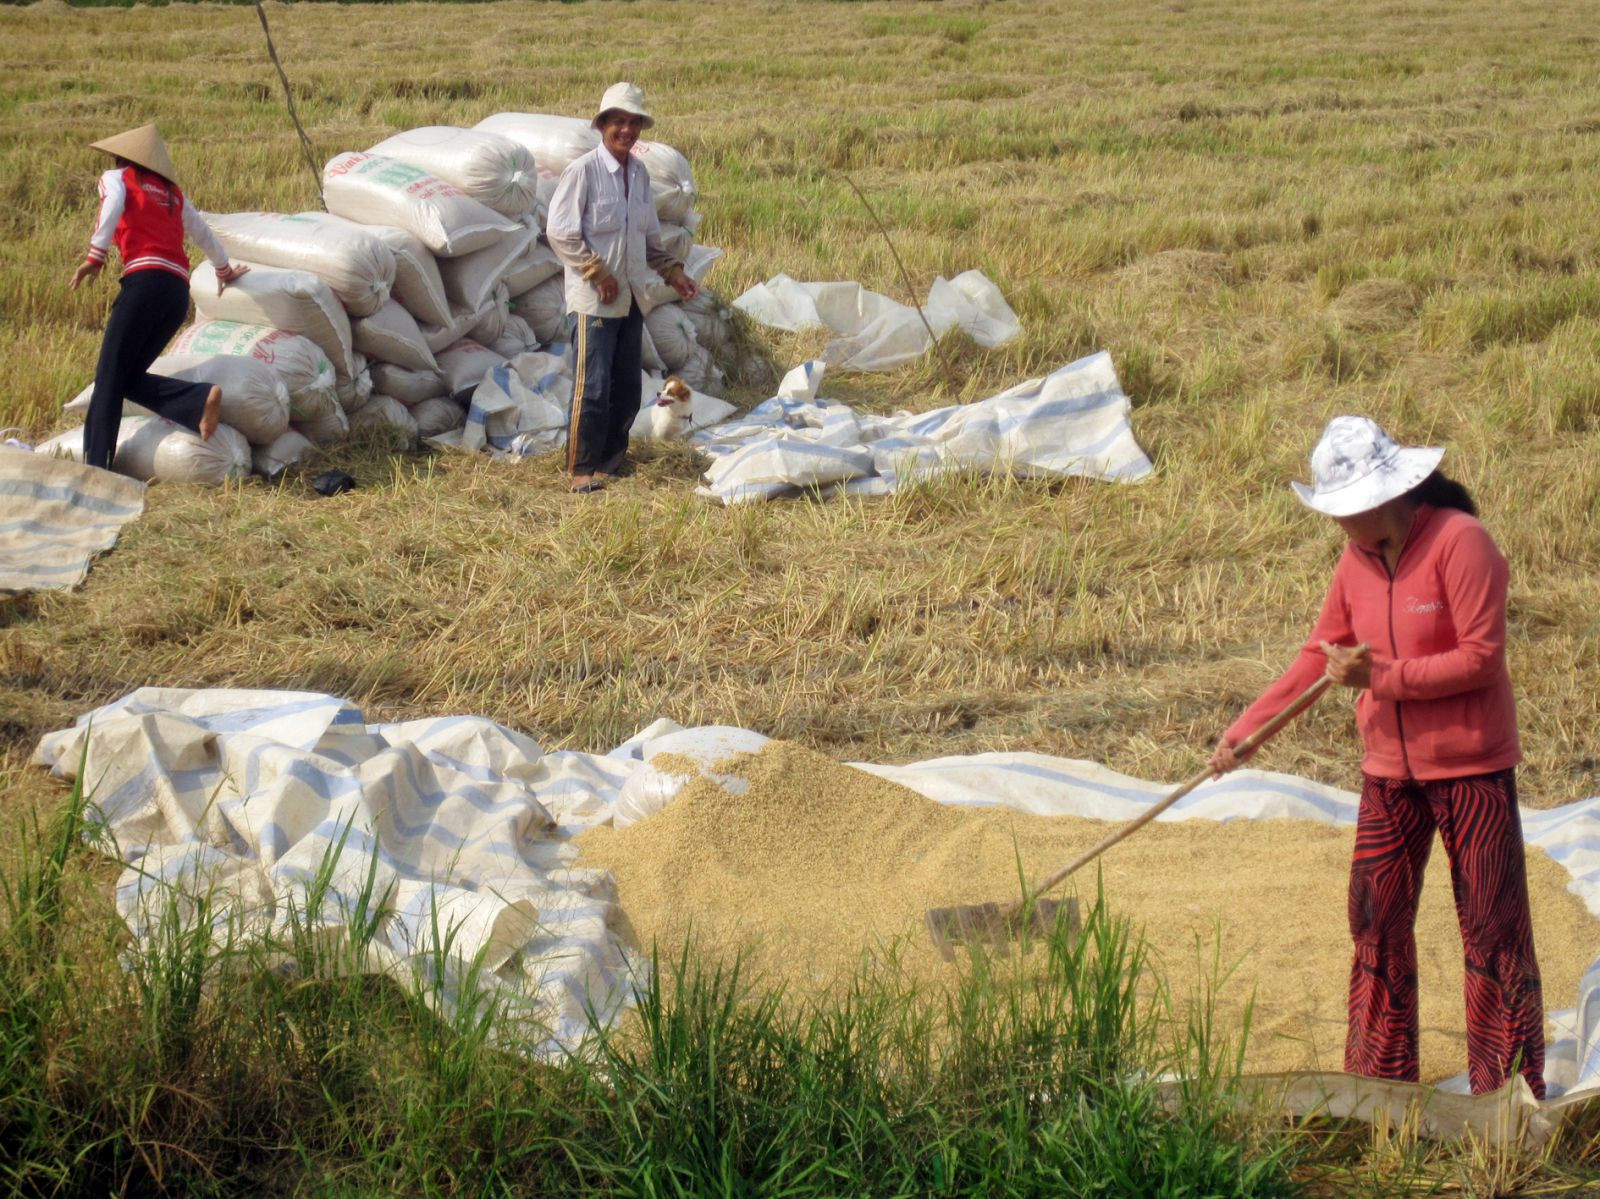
left=0, top=447, right=146, bottom=592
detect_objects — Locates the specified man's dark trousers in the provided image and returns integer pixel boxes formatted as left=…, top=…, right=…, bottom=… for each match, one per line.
left=567, top=302, right=644, bottom=476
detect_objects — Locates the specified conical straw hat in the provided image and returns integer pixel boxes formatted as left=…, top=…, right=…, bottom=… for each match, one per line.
left=89, top=124, right=178, bottom=185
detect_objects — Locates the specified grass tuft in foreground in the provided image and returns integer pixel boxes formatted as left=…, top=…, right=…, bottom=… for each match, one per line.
left=0, top=787, right=1303, bottom=1196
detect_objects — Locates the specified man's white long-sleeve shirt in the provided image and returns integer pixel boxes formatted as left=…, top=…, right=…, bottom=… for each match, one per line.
left=546, top=145, right=681, bottom=318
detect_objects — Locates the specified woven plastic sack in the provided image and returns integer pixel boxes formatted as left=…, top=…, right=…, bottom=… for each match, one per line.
left=489, top=314, right=539, bottom=359
left=503, top=237, right=562, bottom=297
left=296, top=401, right=350, bottom=447
left=532, top=167, right=560, bottom=227
left=348, top=394, right=419, bottom=450
left=468, top=285, right=511, bottom=346
left=252, top=429, right=315, bottom=479
left=371, top=362, right=447, bottom=405
left=509, top=276, right=569, bottom=345
left=630, top=139, right=697, bottom=225
left=191, top=262, right=355, bottom=381
left=643, top=303, right=698, bottom=372
left=203, top=211, right=395, bottom=317
left=335, top=353, right=373, bottom=413
left=33, top=422, right=191, bottom=470
left=148, top=353, right=292, bottom=445
left=367, top=126, right=539, bottom=219
left=419, top=303, right=482, bottom=355
left=168, top=321, right=340, bottom=426
left=367, top=225, right=452, bottom=327
left=657, top=221, right=694, bottom=263
left=681, top=288, right=733, bottom=352
left=639, top=324, right=664, bottom=373
left=65, top=352, right=290, bottom=446
left=33, top=424, right=134, bottom=465
left=115, top=417, right=251, bottom=486
left=436, top=339, right=507, bottom=396
left=472, top=113, right=598, bottom=174
left=352, top=300, right=438, bottom=373
left=322, top=152, right=519, bottom=257
left=636, top=243, right=724, bottom=312
left=438, top=225, right=536, bottom=312
left=33, top=426, right=84, bottom=462
left=408, top=396, right=466, bottom=438
left=675, top=344, right=718, bottom=394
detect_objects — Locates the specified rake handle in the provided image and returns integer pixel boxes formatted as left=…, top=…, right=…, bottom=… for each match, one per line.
left=1002, top=648, right=1366, bottom=919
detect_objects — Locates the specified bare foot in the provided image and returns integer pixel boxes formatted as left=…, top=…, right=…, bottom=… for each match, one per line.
left=570, top=474, right=606, bottom=494
left=199, top=386, right=222, bottom=441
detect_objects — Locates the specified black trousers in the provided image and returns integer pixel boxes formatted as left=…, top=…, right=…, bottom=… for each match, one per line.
left=566, top=302, right=643, bottom=476
left=83, top=269, right=212, bottom=470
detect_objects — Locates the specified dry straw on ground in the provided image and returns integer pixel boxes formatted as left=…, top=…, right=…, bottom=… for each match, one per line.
left=0, top=4, right=1596, bottom=1192
left=1325, top=279, right=1421, bottom=335
left=1, top=0, right=1597, bottom=812
left=579, top=741, right=1598, bottom=1082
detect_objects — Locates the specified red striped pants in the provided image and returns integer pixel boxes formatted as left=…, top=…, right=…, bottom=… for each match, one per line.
left=1346, top=769, right=1544, bottom=1098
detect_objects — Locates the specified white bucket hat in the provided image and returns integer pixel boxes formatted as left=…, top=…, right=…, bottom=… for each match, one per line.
left=593, top=81, right=654, bottom=130
left=90, top=123, right=179, bottom=185
left=1291, top=416, right=1445, bottom=517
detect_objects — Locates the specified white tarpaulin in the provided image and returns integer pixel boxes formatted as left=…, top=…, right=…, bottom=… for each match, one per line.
left=0, top=446, right=146, bottom=592
left=693, top=352, right=1153, bottom=505
left=732, top=270, right=1021, bottom=372
left=457, top=352, right=573, bottom=457
left=434, top=359, right=735, bottom=461
left=34, top=689, right=640, bottom=1057
left=31, top=686, right=1600, bottom=1138
left=429, top=336, right=1148, bottom=492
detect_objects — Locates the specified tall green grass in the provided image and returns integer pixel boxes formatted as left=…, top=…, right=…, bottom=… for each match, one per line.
left=0, top=774, right=1302, bottom=1195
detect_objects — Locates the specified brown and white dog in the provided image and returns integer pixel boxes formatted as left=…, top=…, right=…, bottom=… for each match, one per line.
left=647, top=375, right=694, bottom=441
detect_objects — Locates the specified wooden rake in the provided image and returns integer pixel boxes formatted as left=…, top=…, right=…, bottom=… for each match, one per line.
left=925, top=656, right=1361, bottom=961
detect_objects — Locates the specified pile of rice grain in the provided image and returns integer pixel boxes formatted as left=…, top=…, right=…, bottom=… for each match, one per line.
left=576, top=741, right=1597, bottom=1081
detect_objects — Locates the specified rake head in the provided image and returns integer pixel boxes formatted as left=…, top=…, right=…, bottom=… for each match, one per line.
left=924, top=897, right=1079, bottom=963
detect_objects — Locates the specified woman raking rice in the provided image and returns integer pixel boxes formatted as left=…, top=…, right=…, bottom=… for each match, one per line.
left=1211, top=416, right=1544, bottom=1097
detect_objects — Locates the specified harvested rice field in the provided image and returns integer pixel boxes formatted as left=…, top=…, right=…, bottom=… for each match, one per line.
left=578, top=740, right=1599, bottom=1082
left=6, top=0, right=1600, bottom=1189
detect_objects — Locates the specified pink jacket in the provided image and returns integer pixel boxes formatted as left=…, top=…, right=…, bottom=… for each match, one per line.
left=1225, top=504, right=1521, bottom=781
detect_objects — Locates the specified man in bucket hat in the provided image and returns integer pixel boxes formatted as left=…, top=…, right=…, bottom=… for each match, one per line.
left=547, top=82, right=697, bottom=493
left=1210, top=415, right=1544, bottom=1100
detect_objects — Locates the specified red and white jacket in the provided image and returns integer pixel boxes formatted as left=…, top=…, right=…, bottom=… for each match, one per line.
left=84, top=166, right=229, bottom=283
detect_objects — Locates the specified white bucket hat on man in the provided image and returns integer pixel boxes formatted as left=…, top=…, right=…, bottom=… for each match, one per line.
left=593, top=81, right=654, bottom=130
left=90, top=124, right=179, bottom=185
left=1291, top=415, right=1445, bottom=518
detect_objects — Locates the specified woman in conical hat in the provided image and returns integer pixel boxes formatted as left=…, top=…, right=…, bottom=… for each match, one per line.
left=1210, top=416, right=1543, bottom=1099
left=69, top=124, right=250, bottom=471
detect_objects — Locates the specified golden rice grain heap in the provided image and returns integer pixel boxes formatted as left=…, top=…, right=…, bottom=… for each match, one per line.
left=577, top=741, right=1598, bottom=1082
